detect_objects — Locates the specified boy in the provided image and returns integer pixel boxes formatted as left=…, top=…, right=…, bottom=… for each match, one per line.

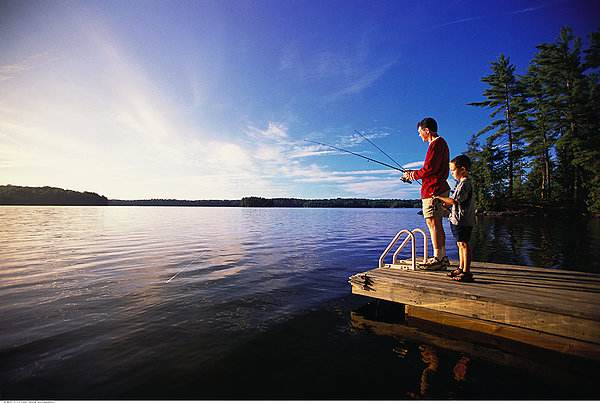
left=433, top=155, right=475, bottom=282
left=403, top=117, right=450, bottom=269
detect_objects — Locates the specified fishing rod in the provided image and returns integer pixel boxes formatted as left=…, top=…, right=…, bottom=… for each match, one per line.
left=354, top=130, right=421, bottom=185
left=354, top=130, right=403, bottom=170
left=304, top=139, right=414, bottom=183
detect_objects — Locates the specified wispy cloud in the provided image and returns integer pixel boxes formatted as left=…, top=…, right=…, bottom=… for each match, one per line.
left=237, top=121, right=415, bottom=197
left=325, top=60, right=397, bottom=103
left=288, top=144, right=335, bottom=159
left=279, top=34, right=398, bottom=104
left=402, top=160, right=425, bottom=169
left=510, top=2, right=555, bottom=15
left=246, top=121, right=289, bottom=140
left=432, top=16, right=484, bottom=29
left=0, top=52, right=58, bottom=81
left=431, top=2, right=555, bottom=30
left=339, top=130, right=391, bottom=148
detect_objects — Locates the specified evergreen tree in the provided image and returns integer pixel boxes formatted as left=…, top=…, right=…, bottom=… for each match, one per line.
left=465, top=134, right=507, bottom=211
left=469, top=54, right=527, bottom=199
left=582, top=29, right=600, bottom=214
left=583, top=29, right=600, bottom=70
left=530, top=27, right=596, bottom=210
left=521, top=59, right=557, bottom=201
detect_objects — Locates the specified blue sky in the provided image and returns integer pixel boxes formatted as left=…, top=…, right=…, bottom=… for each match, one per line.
left=1, top=0, right=598, bottom=200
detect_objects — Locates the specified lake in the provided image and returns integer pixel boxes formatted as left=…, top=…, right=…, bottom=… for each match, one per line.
left=1, top=206, right=599, bottom=399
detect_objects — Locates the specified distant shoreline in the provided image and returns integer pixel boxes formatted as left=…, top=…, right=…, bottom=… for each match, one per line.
left=2, top=185, right=596, bottom=216
left=0, top=185, right=420, bottom=208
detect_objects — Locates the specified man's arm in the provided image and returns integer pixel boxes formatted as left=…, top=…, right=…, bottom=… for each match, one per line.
left=403, top=146, right=435, bottom=182
left=412, top=149, right=436, bottom=181
left=413, top=138, right=446, bottom=181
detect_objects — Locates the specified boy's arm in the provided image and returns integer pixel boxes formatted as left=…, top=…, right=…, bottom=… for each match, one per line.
left=433, top=195, right=456, bottom=205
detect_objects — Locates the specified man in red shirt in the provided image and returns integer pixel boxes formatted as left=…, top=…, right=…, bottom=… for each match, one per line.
left=403, top=117, right=450, bottom=269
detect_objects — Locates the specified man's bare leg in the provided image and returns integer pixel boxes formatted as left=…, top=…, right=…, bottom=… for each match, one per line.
left=426, top=216, right=446, bottom=260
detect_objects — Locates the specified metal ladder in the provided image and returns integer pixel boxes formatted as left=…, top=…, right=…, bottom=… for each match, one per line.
left=378, top=228, right=428, bottom=270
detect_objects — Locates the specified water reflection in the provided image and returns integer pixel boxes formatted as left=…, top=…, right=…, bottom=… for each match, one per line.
left=471, top=215, right=600, bottom=272
left=349, top=300, right=597, bottom=399
left=403, top=345, right=471, bottom=399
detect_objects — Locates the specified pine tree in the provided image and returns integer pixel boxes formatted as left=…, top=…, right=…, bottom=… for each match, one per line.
left=530, top=27, right=596, bottom=210
left=582, top=28, right=600, bottom=214
left=469, top=54, right=527, bottom=199
left=521, top=58, right=558, bottom=201
left=466, top=134, right=508, bottom=211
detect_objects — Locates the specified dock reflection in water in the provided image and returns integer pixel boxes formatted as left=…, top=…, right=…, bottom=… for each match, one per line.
left=349, top=300, right=598, bottom=399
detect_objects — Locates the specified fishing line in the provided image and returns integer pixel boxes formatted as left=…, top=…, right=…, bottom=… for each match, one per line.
left=305, top=138, right=419, bottom=184
left=166, top=251, right=204, bottom=283
left=305, top=139, right=406, bottom=172
left=354, top=130, right=403, bottom=170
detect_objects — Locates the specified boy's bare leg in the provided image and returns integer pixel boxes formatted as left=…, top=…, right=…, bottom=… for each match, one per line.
left=464, top=242, right=471, bottom=272
left=439, top=219, right=445, bottom=255
left=457, top=242, right=470, bottom=272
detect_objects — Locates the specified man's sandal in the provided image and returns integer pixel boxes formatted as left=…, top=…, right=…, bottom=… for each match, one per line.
left=452, top=271, right=474, bottom=282
left=447, top=268, right=463, bottom=278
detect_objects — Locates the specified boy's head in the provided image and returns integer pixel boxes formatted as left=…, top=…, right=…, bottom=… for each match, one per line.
left=417, top=117, right=438, bottom=142
left=450, top=154, right=471, bottom=179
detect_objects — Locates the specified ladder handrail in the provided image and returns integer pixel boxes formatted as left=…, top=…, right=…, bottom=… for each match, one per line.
left=379, top=229, right=416, bottom=270
left=411, top=228, right=428, bottom=264
left=381, top=228, right=429, bottom=271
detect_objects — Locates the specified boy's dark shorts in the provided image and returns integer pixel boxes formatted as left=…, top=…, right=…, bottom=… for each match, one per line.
left=450, top=224, right=473, bottom=243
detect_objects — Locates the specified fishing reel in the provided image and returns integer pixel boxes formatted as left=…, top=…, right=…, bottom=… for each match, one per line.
left=401, top=177, right=412, bottom=184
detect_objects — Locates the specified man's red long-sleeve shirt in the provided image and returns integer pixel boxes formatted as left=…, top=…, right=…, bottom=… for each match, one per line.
left=412, top=136, right=450, bottom=199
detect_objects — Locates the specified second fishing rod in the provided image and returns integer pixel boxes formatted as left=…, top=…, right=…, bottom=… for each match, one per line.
left=305, top=130, right=421, bottom=185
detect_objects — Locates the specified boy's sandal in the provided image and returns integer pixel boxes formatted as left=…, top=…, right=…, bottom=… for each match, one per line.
left=452, top=271, right=474, bottom=282
left=447, top=268, right=463, bottom=277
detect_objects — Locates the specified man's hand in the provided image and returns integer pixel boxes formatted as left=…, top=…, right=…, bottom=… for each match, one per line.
left=402, top=170, right=413, bottom=182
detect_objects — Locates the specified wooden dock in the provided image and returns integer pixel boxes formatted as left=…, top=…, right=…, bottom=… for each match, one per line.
left=349, top=261, right=600, bottom=360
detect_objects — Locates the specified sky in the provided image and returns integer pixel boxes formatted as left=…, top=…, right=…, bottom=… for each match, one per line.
left=1, top=0, right=598, bottom=200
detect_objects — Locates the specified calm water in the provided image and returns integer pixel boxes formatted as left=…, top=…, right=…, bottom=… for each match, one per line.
left=1, top=206, right=599, bottom=399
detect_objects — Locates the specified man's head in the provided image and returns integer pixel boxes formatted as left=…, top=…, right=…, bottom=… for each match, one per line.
left=417, top=117, right=438, bottom=143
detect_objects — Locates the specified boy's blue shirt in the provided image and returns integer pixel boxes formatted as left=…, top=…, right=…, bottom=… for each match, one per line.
left=449, top=177, right=475, bottom=227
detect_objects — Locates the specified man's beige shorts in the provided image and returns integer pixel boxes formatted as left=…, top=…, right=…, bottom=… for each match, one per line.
left=422, top=190, right=450, bottom=219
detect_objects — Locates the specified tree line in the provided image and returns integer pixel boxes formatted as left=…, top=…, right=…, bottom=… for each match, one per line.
left=0, top=186, right=420, bottom=208
left=0, top=185, right=108, bottom=205
left=108, top=199, right=241, bottom=207
left=466, top=26, right=600, bottom=215
left=240, top=197, right=420, bottom=208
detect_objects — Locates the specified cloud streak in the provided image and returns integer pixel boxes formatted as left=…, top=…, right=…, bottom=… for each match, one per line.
left=0, top=52, right=58, bottom=82
left=431, top=2, right=555, bottom=30
left=325, top=60, right=397, bottom=103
